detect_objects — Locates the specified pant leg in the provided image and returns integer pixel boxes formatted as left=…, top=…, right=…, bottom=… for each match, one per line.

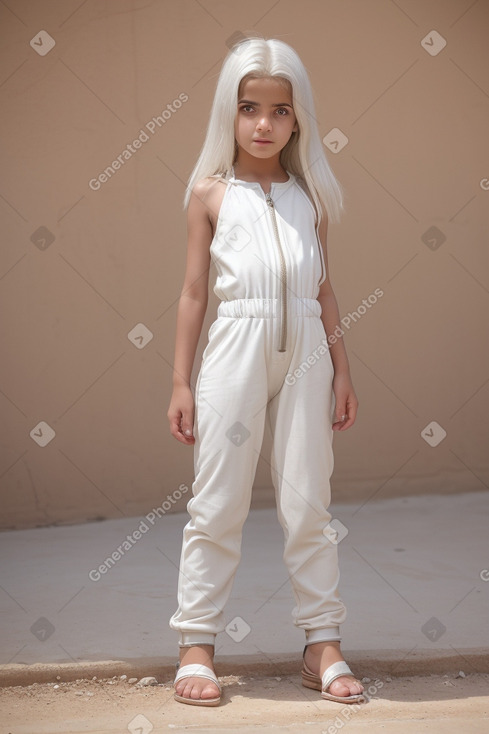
left=266, top=314, right=347, bottom=640
left=169, top=316, right=270, bottom=645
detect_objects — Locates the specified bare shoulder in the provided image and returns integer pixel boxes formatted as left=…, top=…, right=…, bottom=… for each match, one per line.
left=189, top=175, right=228, bottom=235
left=294, top=175, right=319, bottom=222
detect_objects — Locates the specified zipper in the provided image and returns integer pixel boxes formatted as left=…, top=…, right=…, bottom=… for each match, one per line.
left=265, top=191, right=287, bottom=352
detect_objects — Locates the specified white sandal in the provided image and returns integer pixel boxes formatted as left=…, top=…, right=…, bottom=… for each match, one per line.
left=302, top=653, right=365, bottom=704
left=174, top=663, right=222, bottom=706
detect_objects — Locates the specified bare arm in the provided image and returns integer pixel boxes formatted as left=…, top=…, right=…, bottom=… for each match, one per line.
left=316, top=209, right=359, bottom=431
left=167, top=181, right=213, bottom=444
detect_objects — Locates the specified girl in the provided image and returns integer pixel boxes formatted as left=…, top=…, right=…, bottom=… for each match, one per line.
left=167, top=36, right=365, bottom=707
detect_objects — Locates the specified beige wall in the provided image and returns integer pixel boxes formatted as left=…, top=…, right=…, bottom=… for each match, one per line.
left=1, top=0, right=488, bottom=530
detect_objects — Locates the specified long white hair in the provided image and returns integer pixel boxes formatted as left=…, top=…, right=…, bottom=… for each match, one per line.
left=183, top=35, right=344, bottom=224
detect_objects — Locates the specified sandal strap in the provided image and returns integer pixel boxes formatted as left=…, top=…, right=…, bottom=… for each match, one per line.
left=174, top=663, right=221, bottom=692
left=322, top=661, right=355, bottom=691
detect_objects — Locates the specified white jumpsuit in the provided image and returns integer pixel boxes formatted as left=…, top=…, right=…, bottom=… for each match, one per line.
left=169, top=166, right=347, bottom=647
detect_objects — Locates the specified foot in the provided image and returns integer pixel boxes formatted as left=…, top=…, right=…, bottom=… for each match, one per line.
left=174, top=644, right=220, bottom=702
left=304, top=641, right=364, bottom=699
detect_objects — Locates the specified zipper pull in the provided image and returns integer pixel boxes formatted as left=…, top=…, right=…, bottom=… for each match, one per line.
left=265, top=192, right=274, bottom=207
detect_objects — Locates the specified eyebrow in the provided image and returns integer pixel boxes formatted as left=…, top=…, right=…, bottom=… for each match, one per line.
left=238, top=99, right=293, bottom=108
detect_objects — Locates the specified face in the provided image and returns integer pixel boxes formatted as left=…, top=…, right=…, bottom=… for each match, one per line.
left=234, top=77, right=298, bottom=160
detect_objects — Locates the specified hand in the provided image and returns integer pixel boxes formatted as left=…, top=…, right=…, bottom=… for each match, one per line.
left=332, top=372, right=358, bottom=431
left=167, top=385, right=195, bottom=444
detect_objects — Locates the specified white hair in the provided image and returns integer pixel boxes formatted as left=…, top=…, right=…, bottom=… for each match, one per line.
left=183, top=35, right=344, bottom=224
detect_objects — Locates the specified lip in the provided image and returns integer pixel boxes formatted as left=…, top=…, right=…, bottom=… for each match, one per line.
left=253, top=139, right=273, bottom=144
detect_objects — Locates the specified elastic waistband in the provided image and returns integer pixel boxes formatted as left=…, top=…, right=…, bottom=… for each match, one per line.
left=217, top=297, right=321, bottom=318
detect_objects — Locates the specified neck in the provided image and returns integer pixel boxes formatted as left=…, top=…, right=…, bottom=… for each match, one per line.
left=233, top=150, right=286, bottom=181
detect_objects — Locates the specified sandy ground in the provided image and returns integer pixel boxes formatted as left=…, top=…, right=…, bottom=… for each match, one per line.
left=1, top=672, right=488, bottom=734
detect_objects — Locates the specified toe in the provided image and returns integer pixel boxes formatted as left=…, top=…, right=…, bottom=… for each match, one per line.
left=175, top=676, right=219, bottom=701
left=200, top=682, right=220, bottom=699
left=174, top=680, right=187, bottom=697
left=175, top=678, right=195, bottom=699
left=329, top=676, right=364, bottom=698
left=189, top=681, right=203, bottom=700
left=328, top=678, right=351, bottom=697
left=182, top=680, right=195, bottom=699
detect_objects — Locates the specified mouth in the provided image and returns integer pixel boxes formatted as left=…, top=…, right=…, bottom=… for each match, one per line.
left=253, top=139, right=273, bottom=144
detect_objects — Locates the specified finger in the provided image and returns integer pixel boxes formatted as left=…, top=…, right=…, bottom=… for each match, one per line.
left=337, top=400, right=358, bottom=431
left=169, top=413, right=194, bottom=444
left=333, top=401, right=347, bottom=424
left=348, top=399, right=358, bottom=424
left=174, top=425, right=195, bottom=444
left=180, top=411, right=194, bottom=440
left=174, top=431, right=194, bottom=445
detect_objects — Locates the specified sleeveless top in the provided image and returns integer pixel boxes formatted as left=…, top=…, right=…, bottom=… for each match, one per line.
left=208, top=167, right=327, bottom=304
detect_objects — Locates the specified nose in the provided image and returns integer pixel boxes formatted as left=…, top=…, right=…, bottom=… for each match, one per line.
left=256, top=115, right=272, bottom=131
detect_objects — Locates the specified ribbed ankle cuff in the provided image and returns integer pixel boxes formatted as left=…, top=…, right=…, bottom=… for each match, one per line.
left=305, top=627, right=341, bottom=644
left=178, top=631, right=217, bottom=647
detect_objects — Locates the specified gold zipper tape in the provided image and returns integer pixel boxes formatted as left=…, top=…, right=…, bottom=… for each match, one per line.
left=265, top=192, right=287, bottom=352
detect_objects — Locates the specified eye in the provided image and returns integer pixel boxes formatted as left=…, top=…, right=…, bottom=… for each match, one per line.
left=240, top=105, right=254, bottom=113
left=276, top=107, right=289, bottom=116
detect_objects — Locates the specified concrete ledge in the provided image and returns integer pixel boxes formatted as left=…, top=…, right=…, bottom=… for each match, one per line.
left=3, top=493, right=488, bottom=693
left=1, top=648, right=488, bottom=688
